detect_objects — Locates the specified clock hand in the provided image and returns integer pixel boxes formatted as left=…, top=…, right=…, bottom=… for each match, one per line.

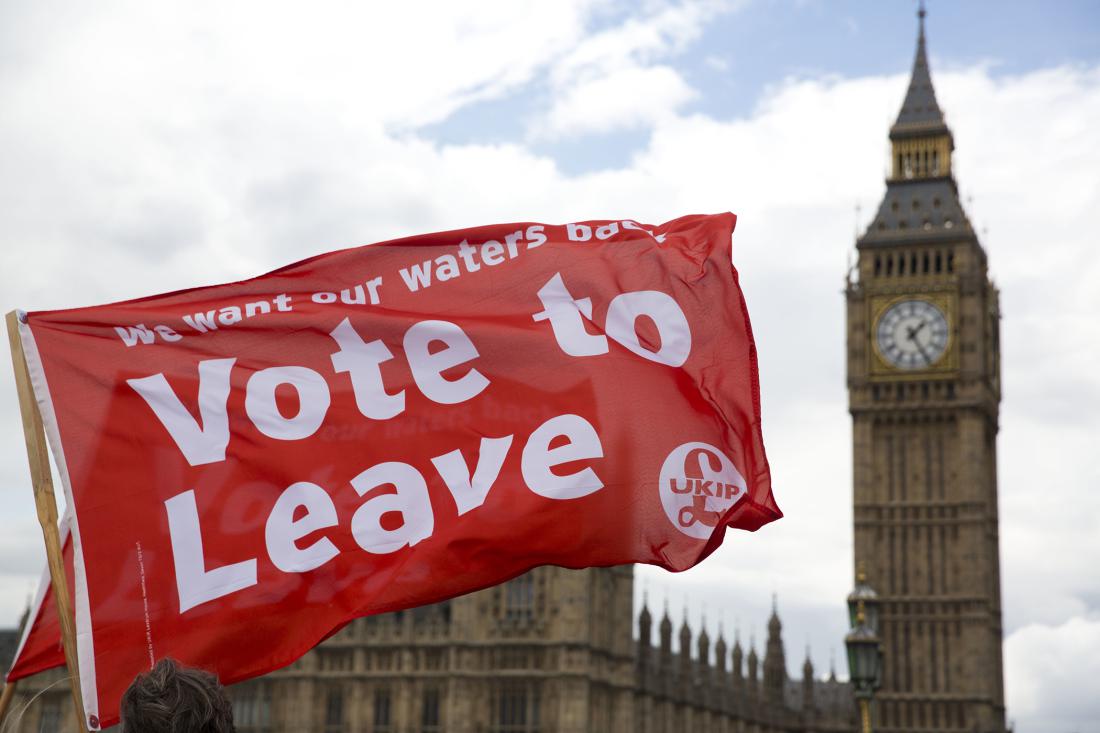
left=913, top=338, right=933, bottom=365
left=903, top=320, right=933, bottom=364
left=906, top=320, right=927, bottom=341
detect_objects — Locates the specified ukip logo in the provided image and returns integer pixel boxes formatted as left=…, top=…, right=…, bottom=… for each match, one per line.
left=659, top=442, right=747, bottom=539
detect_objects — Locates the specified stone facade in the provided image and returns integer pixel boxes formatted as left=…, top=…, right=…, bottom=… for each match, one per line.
left=2, top=567, right=853, bottom=732
left=845, top=9, right=1007, bottom=733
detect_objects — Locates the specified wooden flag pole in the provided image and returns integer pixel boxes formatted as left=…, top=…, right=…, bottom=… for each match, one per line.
left=6, top=311, right=89, bottom=733
left=0, top=678, right=17, bottom=726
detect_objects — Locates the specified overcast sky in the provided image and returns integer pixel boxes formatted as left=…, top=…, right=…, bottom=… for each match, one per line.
left=2, top=1, right=1099, bottom=731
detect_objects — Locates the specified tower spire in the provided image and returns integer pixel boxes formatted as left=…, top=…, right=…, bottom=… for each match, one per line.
left=891, top=2, right=947, bottom=137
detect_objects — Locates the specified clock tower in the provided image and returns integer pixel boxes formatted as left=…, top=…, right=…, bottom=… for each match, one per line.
left=846, top=8, right=1007, bottom=733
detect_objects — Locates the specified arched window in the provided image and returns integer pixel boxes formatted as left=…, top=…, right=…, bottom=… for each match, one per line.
left=422, top=688, right=442, bottom=733
left=325, top=690, right=345, bottom=733
left=374, top=689, right=392, bottom=732
left=505, top=574, right=535, bottom=620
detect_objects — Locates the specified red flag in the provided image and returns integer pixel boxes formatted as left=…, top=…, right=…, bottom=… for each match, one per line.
left=14, top=213, right=779, bottom=728
left=4, top=513, right=72, bottom=682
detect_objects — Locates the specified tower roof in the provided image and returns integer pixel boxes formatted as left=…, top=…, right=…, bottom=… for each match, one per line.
left=891, top=4, right=949, bottom=139
left=859, top=5, right=976, bottom=248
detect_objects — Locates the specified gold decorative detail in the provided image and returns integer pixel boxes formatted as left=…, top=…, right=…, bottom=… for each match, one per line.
left=869, top=292, right=957, bottom=379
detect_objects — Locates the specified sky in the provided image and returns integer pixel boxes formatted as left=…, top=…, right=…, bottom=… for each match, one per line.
left=1, top=1, right=1099, bottom=730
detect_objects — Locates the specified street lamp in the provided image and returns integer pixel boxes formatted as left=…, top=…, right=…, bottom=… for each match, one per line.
left=847, top=563, right=880, bottom=634
left=845, top=565, right=883, bottom=733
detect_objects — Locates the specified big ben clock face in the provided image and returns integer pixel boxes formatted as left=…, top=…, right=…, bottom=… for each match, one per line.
left=875, top=299, right=950, bottom=369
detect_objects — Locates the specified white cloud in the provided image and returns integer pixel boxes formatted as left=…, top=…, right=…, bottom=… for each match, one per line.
left=1, top=3, right=1099, bottom=729
left=705, top=54, right=730, bottom=72
left=1006, top=616, right=1100, bottom=732
left=532, top=0, right=738, bottom=139
left=535, top=64, right=697, bottom=138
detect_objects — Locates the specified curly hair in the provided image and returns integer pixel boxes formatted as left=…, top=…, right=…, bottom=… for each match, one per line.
left=120, top=658, right=235, bottom=733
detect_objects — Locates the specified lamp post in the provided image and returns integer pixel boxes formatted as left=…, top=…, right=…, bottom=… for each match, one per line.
left=845, top=565, right=882, bottom=733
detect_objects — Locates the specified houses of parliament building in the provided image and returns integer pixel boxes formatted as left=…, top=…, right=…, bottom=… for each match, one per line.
left=2, top=7, right=1006, bottom=732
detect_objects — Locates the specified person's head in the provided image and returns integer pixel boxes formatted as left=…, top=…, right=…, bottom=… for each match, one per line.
left=120, top=658, right=235, bottom=733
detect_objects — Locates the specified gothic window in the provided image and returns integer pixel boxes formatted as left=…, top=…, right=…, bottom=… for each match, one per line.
left=932, top=151, right=940, bottom=175
left=886, top=256, right=894, bottom=276
left=422, top=687, right=442, bottom=732
left=899, top=254, right=907, bottom=275
left=875, top=256, right=882, bottom=276
left=935, top=252, right=943, bottom=273
left=492, top=683, right=540, bottom=733
left=911, top=253, right=918, bottom=273
left=38, top=699, right=61, bottom=733
left=234, top=685, right=272, bottom=733
left=947, top=252, right=955, bottom=273
left=374, top=688, right=393, bottom=732
left=505, top=574, right=535, bottom=620
left=424, top=648, right=445, bottom=670
left=325, top=690, right=344, bottom=733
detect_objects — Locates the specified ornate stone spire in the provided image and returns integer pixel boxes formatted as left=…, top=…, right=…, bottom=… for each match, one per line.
left=747, top=635, right=759, bottom=698
left=638, top=590, right=653, bottom=672
left=638, top=591, right=652, bottom=646
left=659, top=600, right=673, bottom=662
left=697, top=613, right=711, bottom=668
left=802, top=647, right=815, bottom=711
left=714, top=621, right=728, bottom=677
left=679, top=611, right=693, bottom=676
left=732, top=627, right=744, bottom=689
left=763, top=597, right=787, bottom=704
left=861, top=3, right=969, bottom=241
left=891, top=1, right=948, bottom=138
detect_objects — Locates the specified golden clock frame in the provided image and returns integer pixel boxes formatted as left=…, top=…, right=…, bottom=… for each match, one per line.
left=868, top=291, right=958, bottom=378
